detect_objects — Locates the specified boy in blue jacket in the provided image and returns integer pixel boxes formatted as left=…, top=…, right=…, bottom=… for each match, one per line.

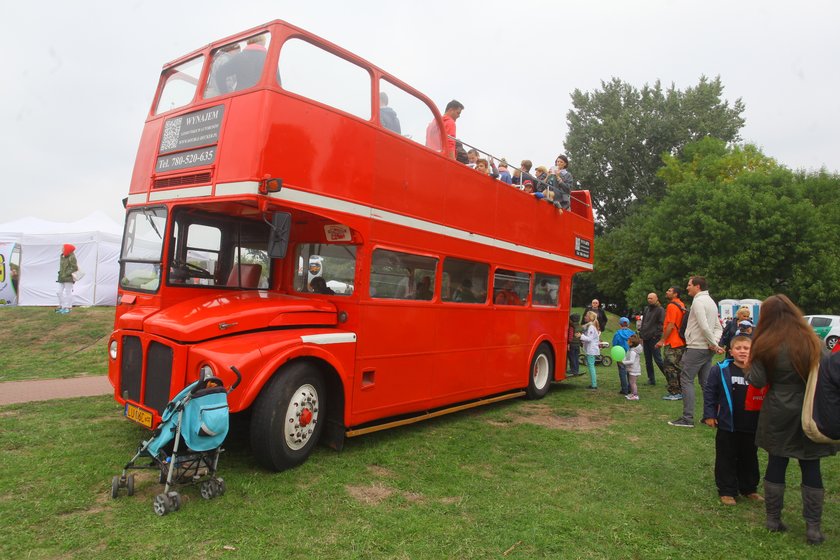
left=702, top=335, right=763, bottom=505
left=611, top=317, right=634, bottom=395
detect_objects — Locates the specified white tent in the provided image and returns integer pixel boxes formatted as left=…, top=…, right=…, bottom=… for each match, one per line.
left=0, top=211, right=123, bottom=306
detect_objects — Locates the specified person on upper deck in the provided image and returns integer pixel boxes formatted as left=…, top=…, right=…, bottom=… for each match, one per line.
left=546, top=154, right=573, bottom=210
left=511, top=160, right=538, bottom=188
left=379, top=92, right=401, bottom=134
left=215, top=34, right=268, bottom=93
left=425, top=100, right=463, bottom=158
left=497, top=160, right=512, bottom=184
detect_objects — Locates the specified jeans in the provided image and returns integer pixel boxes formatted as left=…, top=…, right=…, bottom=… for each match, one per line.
left=617, top=363, right=629, bottom=393
left=567, top=345, right=580, bottom=375
left=58, top=282, right=74, bottom=310
left=586, top=355, right=597, bottom=388
left=679, top=348, right=715, bottom=422
left=642, top=337, right=664, bottom=383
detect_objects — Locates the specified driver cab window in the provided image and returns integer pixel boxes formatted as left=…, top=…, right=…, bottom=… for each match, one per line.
left=168, top=214, right=270, bottom=288
left=170, top=223, right=221, bottom=285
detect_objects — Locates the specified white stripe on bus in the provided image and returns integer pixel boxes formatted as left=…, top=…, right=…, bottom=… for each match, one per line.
left=148, top=185, right=213, bottom=201
left=169, top=181, right=594, bottom=270
left=300, top=333, right=358, bottom=345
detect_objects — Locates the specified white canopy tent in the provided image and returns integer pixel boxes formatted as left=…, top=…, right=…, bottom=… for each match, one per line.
left=0, top=212, right=123, bottom=306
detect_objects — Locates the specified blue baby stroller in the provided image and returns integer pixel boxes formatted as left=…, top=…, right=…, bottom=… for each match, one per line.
left=111, top=366, right=241, bottom=515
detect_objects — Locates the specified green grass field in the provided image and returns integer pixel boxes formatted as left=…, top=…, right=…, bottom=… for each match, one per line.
left=0, top=306, right=113, bottom=381
left=0, top=308, right=838, bottom=559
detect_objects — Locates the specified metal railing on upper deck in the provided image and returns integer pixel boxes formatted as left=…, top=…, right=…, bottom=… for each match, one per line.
left=449, top=136, right=592, bottom=211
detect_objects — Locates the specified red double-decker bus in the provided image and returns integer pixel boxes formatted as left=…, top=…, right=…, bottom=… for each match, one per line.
left=109, top=20, right=594, bottom=471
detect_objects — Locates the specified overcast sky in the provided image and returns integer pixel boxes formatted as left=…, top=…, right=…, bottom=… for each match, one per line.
left=2, top=0, right=838, bottom=226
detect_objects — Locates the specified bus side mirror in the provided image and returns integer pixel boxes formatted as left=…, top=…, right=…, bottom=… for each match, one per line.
left=268, top=212, right=291, bottom=259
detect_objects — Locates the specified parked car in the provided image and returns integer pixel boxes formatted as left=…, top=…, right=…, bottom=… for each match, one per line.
left=804, top=315, right=840, bottom=350
left=824, top=325, right=840, bottom=351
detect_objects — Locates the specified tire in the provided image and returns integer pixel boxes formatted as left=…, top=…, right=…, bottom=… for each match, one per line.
left=601, top=356, right=613, bottom=367
left=153, top=493, right=170, bottom=516
left=169, top=492, right=181, bottom=512
left=827, top=336, right=838, bottom=350
left=526, top=344, right=553, bottom=400
left=126, top=474, right=135, bottom=497
left=110, top=476, right=120, bottom=499
left=250, top=362, right=326, bottom=472
left=200, top=480, right=216, bottom=500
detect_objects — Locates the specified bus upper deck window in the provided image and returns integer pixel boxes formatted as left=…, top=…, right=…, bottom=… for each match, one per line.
left=204, top=33, right=271, bottom=99
left=154, top=56, right=204, bottom=115
left=278, top=38, right=371, bottom=120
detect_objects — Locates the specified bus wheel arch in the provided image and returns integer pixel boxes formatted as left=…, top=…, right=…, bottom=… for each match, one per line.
left=249, top=357, right=345, bottom=471
left=526, top=342, right=554, bottom=400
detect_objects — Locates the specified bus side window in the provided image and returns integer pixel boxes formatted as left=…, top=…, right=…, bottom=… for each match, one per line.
left=441, top=257, right=488, bottom=304
left=493, top=269, right=530, bottom=306
left=370, top=249, right=437, bottom=300
left=378, top=79, right=437, bottom=147
left=533, top=273, right=560, bottom=307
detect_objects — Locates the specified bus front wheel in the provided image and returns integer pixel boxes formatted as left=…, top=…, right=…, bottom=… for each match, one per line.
left=250, top=362, right=326, bottom=472
left=526, top=344, right=553, bottom=400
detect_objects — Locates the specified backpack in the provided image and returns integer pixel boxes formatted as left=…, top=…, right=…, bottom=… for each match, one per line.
left=802, top=353, right=840, bottom=444
left=668, top=301, right=689, bottom=344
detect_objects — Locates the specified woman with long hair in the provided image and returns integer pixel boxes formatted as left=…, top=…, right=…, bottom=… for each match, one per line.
left=579, top=310, right=601, bottom=390
left=747, top=294, right=837, bottom=544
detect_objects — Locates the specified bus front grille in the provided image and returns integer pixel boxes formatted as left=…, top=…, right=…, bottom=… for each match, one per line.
left=119, top=336, right=173, bottom=415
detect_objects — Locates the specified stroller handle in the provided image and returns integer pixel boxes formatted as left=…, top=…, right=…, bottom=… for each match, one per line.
left=228, top=366, right=243, bottom=394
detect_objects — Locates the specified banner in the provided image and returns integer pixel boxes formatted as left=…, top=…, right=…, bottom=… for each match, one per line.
left=0, top=242, right=20, bottom=305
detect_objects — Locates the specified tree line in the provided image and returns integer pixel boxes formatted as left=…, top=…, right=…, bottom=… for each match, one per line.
left=565, top=76, right=840, bottom=314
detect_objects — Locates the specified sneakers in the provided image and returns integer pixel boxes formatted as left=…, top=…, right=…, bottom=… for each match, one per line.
left=744, top=492, right=764, bottom=502
left=720, top=496, right=737, bottom=506
left=625, top=394, right=639, bottom=400
left=668, top=417, right=694, bottom=428
left=662, top=393, right=683, bottom=401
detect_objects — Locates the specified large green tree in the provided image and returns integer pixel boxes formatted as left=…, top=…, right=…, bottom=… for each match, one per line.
left=565, top=76, right=745, bottom=231
left=593, top=138, right=840, bottom=314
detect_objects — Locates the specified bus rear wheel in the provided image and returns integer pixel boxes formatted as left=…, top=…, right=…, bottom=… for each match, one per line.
left=526, top=344, right=553, bottom=400
left=250, top=362, right=326, bottom=472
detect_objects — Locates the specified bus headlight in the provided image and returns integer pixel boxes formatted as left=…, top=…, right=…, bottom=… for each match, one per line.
left=199, top=364, right=215, bottom=381
left=109, top=340, right=118, bottom=360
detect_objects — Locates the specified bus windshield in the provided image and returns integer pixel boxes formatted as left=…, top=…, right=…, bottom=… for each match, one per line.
left=120, top=207, right=167, bottom=292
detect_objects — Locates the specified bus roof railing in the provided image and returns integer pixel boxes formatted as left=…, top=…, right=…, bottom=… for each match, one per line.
left=449, top=136, right=592, bottom=209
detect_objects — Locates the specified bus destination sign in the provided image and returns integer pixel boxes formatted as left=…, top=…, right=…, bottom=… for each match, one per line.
left=158, top=105, right=225, bottom=155
left=575, top=237, right=591, bottom=259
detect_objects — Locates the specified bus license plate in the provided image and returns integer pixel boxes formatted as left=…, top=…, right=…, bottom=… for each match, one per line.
left=125, top=403, right=154, bottom=428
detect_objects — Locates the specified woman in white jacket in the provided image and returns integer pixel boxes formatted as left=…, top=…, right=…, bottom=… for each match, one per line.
left=579, top=311, right=601, bottom=389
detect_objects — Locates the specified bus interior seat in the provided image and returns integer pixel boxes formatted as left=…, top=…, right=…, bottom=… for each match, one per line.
left=227, top=264, right=262, bottom=288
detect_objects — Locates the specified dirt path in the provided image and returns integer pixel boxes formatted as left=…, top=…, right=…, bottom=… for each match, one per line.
left=0, top=376, right=112, bottom=405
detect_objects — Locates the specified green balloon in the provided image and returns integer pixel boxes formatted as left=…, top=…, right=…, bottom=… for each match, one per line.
left=610, top=346, right=626, bottom=361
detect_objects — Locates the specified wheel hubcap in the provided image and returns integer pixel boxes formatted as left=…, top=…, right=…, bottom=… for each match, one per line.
left=533, top=354, right=549, bottom=389
left=284, top=383, right=319, bottom=451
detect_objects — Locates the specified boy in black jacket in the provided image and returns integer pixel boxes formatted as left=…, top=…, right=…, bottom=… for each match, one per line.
left=702, top=335, right=763, bottom=505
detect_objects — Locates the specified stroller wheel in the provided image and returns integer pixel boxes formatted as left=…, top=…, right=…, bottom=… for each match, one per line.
left=126, top=474, right=135, bottom=497
left=153, top=493, right=171, bottom=516
left=200, top=480, right=216, bottom=500
left=110, top=476, right=120, bottom=499
left=168, top=491, right=181, bottom=511
left=215, top=477, right=226, bottom=496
